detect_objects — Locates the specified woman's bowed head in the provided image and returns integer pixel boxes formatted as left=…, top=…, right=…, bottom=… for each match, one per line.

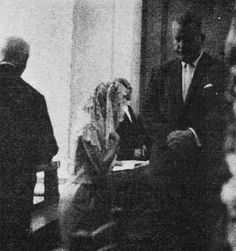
left=82, top=81, right=128, bottom=150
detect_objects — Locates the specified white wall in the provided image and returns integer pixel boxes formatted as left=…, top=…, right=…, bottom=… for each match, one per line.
left=0, top=0, right=73, bottom=173
left=0, top=0, right=143, bottom=175
left=69, top=0, right=143, bottom=166
left=113, top=0, right=143, bottom=112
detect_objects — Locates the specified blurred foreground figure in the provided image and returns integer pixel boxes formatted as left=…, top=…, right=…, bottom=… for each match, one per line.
left=0, top=37, right=58, bottom=251
left=221, top=7, right=236, bottom=250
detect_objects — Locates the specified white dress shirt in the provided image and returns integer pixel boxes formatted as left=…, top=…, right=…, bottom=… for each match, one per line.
left=123, top=104, right=132, bottom=122
left=181, top=52, right=203, bottom=101
left=181, top=52, right=203, bottom=146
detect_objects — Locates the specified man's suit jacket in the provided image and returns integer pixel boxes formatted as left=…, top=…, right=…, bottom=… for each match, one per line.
left=116, top=105, right=150, bottom=160
left=0, top=64, right=58, bottom=251
left=0, top=65, right=58, bottom=198
left=142, top=52, right=231, bottom=250
left=145, top=52, right=231, bottom=194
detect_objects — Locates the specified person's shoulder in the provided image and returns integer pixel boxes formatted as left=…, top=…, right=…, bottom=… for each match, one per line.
left=18, top=78, right=44, bottom=100
left=201, top=53, right=230, bottom=89
left=201, top=52, right=229, bottom=71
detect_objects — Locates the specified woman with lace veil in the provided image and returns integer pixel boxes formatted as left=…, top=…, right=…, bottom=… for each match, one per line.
left=59, top=81, right=127, bottom=250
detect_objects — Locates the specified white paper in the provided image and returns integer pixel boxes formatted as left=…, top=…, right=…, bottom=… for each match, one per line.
left=112, top=160, right=149, bottom=172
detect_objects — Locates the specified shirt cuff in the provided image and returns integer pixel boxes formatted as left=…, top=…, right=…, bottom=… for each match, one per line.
left=188, top=127, right=201, bottom=147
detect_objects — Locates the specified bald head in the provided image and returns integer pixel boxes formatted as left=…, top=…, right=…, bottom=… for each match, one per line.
left=0, top=37, right=30, bottom=73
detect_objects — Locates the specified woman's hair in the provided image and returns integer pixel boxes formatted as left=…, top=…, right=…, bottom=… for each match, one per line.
left=85, top=81, right=126, bottom=122
left=82, top=81, right=126, bottom=149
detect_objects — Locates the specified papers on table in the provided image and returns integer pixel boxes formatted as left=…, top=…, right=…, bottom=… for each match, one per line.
left=112, top=160, right=149, bottom=172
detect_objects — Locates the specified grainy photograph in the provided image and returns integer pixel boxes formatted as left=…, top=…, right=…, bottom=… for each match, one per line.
left=0, top=0, right=236, bottom=250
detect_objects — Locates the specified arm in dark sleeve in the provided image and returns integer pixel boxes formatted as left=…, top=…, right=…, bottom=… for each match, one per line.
left=193, top=64, right=230, bottom=156
left=192, top=64, right=231, bottom=187
left=35, top=95, right=58, bottom=164
left=202, top=93, right=231, bottom=189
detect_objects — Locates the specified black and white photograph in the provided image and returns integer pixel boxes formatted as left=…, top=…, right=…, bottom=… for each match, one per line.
left=0, top=0, right=236, bottom=250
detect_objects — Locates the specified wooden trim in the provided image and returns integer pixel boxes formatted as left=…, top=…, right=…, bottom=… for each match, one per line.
left=160, top=0, right=169, bottom=65
left=34, top=161, right=60, bottom=208
left=140, top=0, right=170, bottom=113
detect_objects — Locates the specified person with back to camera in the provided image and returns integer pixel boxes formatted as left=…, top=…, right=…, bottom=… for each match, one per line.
left=115, top=78, right=152, bottom=161
left=0, top=37, right=58, bottom=251
left=59, top=81, right=128, bottom=250
left=141, top=11, right=231, bottom=250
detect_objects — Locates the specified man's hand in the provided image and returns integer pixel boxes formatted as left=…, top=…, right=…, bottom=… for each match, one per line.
left=167, top=129, right=196, bottom=156
left=134, top=145, right=147, bottom=159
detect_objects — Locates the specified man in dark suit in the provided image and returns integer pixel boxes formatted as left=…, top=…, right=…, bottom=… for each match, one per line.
left=0, top=37, right=58, bottom=251
left=115, top=78, right=151, bottom=160
left=143, top=12, right=231, bottom=250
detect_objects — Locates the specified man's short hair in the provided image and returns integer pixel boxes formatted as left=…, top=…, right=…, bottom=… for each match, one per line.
left=0, top=37, right=30, bottom=68
left=114, top=78, right=131, bottom=89
left=174, top=11, right=203, bottom=34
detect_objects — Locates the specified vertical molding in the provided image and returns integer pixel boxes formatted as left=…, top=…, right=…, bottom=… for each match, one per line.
left=140, top=0, right=169, bottom=113
left=67, top=0, right=77, bottom=172
left=139, top=0, right=148, bottom=113
left=160, top=0, right=169, bottom=65
left=111, top=0, right=116, bottom=79
left=112, top=0, right=142, bottom=114
left=130, top=0, right=143, bottom=113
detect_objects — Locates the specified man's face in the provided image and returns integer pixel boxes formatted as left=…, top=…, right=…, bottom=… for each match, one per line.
left=125, top=82, right=132, bottom=101
left=172, top=21, right=203, bottom=63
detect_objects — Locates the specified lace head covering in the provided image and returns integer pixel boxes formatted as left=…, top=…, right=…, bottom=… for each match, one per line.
left=105, top=80, right=128, bottom=147
left=82, top=81, right=127, bottom=150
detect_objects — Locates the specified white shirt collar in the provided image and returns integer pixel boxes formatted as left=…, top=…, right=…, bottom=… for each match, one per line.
left=123, top=104, right=132, bottom=122
left=0, top=61, right=16, bottom=68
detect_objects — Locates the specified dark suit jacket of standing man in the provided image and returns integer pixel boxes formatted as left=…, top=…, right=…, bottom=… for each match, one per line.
left=0, top=64, right=58, bottom=250
left=144, top=52, right=231, bottom=249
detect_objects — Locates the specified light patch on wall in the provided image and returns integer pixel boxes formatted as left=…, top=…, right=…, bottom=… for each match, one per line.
left=68, top=0, right=143, bottom=167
